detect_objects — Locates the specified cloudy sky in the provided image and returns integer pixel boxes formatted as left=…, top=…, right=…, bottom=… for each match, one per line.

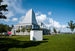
left=0, top=0, right=75, bottom=32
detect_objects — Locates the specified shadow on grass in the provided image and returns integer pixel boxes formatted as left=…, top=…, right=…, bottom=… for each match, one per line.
left=0, top=38, right=48, bottom=51
left=43, top=38, right=49, bottom=40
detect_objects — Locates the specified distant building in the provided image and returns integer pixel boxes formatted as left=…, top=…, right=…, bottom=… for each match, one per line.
left=11, top=9, right=50, bottom=35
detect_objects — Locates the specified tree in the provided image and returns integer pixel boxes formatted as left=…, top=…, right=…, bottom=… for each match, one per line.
left=21, top=27, right=25, bottom=33
left=26, top=25, right=31, bottom=32
left=0, top=0, right=8, bottom=19
left=0, top=24, right=12, bottom=33
left=16, top=28, right=20, bottom=33
left=67, top=20, right=75, bottom=33
left=11, top=25, right=14, bottom=28
left=58, top=30, right=60, bottom=33
left=53, top=28, right=57, bottom=34
left=27, top=28, right=31, bottom=32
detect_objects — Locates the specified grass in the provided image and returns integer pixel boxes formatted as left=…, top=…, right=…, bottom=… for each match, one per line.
left=0, top=34, right=75, bottom=51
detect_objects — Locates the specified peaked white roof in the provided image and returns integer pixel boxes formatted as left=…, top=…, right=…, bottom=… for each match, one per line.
left=23, top=9, right=37, bottom=25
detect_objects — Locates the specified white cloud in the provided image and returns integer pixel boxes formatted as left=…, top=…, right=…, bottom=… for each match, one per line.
left=12, top=18, right=18, bottom=21
left=61, top=25, right=67, bottom=29
left=36, top=14, right=47, bottom=23
left=3, top=18, right=18, bottom=22
left=49, top=18, right=67, bottom=29
left=3, top=11, right=14, bottom=22
left=19, top=15, right=25, bottom=23
left=53, top=21, right=61, bottom=28
left=3, top=0, right=26, bottom=14
left=35, top=12, right=66, bottom=29
left=35, top=11, right=41, bottom=16
left=35, top=12, right=47, bottom=23
left=48, top=12, right=52, bottom=15
left=5, top=11, right=14, bottom=18
left=4, top=19, right=10, bottom=22
left=2, top=0, right=26, bottom=22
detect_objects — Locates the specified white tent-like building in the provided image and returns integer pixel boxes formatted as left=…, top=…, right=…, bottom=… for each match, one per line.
left=22, top=9, right=37, bottom=25
left=11, top=9, right=40, bottom=35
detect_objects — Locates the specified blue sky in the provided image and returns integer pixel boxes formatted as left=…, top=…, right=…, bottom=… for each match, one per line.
left=22, top=0, right=75, bottom=24
left=1, top=0, right=75, bottom=32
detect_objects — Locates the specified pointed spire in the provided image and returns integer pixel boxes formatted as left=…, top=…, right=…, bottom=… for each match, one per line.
left=29, top=8, right=33, bottom=11
left=22, top=9, right=37, bottom=25
left=27, top=8, right=34, bottom=15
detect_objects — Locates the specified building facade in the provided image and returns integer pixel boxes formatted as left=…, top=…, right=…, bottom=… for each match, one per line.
left=11, top=9, right=50, bottom=35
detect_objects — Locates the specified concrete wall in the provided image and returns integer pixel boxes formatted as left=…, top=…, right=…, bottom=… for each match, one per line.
left=16, top=32, right=30, bottom=35
left=30, top=30, right=43, bottom=41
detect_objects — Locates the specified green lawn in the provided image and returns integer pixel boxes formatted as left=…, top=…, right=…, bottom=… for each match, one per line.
left=0, top=34, right=75, bottom=51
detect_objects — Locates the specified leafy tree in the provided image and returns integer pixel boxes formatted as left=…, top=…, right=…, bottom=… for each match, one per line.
left=11, top=25, right=14, bottom=28
left=0, top=24, right=12, bottom=33
left=0, top=0, right=8, bottom=19
left=58, top=30, right=60, bottom=33
left=26, top=25, right=31, bottom=32
left=53, top=28, right=57, bottom=34
left=67, top=20, right=75, bottom=33
left=27, top=28, right=31, bottom=32
left=21, top=27, right=25, bottom=33
left=16, top=28, right=20, bottom=33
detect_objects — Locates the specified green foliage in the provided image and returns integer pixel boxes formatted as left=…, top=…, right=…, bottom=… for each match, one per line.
left=0, top=24, right=12, bottom=33
left=0, top=5, right=8, bottom=11
left=16, top=28, right=20, bottom=33
left=27, top=28, right=31, bottom=32
left=0, top=0, right=8, bottom=19
left=21, top=27, right=25, bottom=32
left=68, top=20, right=75, bottom=32
left=58, top=30, right=60, bottom=33
left=26, top=25, right=31, bottom=32
left=53, top=28, right=57, bottom=33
